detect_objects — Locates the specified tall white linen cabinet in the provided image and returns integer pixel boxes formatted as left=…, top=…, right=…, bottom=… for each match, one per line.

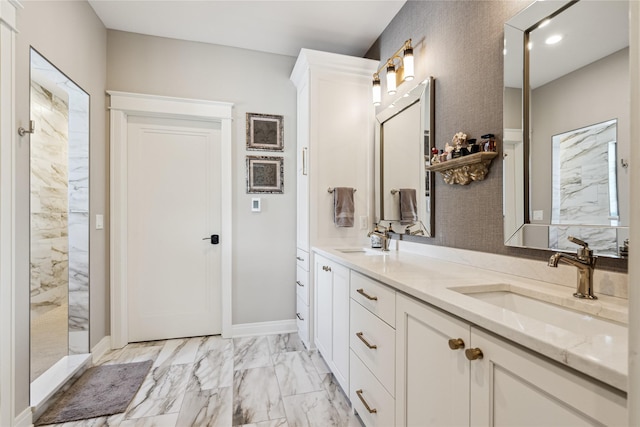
left=290, top=50, right=378, bottom=350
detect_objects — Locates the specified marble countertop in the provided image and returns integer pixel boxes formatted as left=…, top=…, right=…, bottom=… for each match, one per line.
left=313, top=246, right=629, bottom=392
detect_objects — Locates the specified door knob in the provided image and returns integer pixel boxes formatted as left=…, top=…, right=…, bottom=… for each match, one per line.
left=202, top=234, right=220, bottom=244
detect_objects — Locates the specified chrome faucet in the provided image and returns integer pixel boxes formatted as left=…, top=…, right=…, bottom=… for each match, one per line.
left=548, top=236, right=598, bottom=300
left=368, top=223, right=390, bottom=251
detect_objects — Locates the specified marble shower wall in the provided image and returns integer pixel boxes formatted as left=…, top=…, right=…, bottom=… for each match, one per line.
left=30, top=81, right=69, bottom=316
left=550, top=120, right=620, bottom=256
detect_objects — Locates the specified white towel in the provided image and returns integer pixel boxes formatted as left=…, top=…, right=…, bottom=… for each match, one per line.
left=334, top=187, right=355, bottom=227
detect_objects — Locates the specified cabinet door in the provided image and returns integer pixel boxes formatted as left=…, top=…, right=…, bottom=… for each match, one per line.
left=315, top=255, right=333, bottom=359
left=396, top=294, right=470, bottom=427
left=296, top=78, right=310, bottom=250
left=469, top=327, right=627, bottom=427
left=332, top=262, right=350, bottom=391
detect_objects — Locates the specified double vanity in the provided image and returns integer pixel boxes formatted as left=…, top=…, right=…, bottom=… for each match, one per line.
left=312, top=245, right=627, bottom=426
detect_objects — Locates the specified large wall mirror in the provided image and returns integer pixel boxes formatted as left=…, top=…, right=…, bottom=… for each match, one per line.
left=503, top=0, right=629, bottom=258
left=375, top=77, right=435, bottom=236
left=30, top=48, right=90, bottom=385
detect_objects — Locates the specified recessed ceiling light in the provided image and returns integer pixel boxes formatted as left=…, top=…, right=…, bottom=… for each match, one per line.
left=545, top=34, right=563, bottom=45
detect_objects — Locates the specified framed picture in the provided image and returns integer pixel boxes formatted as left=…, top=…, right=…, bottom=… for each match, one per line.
left=246, top=156, right=284, bottom=194
left=246, top=112, right=284, bottom=151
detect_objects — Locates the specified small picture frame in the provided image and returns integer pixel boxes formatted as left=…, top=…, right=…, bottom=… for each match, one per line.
left=246, top=113, right=284, bottom=151
left=246, top=156, right=284, bottom=194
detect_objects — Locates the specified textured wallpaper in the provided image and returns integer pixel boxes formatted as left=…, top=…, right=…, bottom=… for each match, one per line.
left=366, top=0, right=626, bottom=271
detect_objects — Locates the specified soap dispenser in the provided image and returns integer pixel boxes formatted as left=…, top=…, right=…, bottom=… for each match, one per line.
left=371, top=223, right=382, bottom=249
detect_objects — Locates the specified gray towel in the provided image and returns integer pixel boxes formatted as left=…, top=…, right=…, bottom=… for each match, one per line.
left=334, top=187, right=355, bottom=227
left=399, top=188, right=418, bottom=225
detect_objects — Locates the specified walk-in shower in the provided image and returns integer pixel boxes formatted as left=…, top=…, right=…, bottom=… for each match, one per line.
left=29, top=48, right=90, bottom=385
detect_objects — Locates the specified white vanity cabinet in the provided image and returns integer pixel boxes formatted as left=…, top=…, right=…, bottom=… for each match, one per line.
left=290, top=50, right=378, bottom=349
left=396, top=293, right=627, bottom=427
left=395, top=293, right=470, bottom=427
left=350, top=271, right=396, bottom=427
left=314, top=254, right=350, bottom=392
left=469, top=327, right=627, bottom=426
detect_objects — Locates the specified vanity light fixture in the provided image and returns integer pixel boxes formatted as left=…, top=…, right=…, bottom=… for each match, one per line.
left=372, top=39, right=415, bottom=103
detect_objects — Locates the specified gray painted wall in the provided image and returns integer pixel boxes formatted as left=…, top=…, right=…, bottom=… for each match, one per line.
left=106, top=31, right=298, bottom=325
left=366, top=0, right=626, bottom=271
left=15, top=0, right=107, bottom=415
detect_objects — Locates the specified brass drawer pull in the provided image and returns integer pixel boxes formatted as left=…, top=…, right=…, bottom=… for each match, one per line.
left=296, top=313, right=304, bottom=321
left=322, top=265, right=332, bottom=272
left=355, top=389, right=377, bottom=414
left=296, top=256, right=304, bottom=261
left=448, top=338, right=465, bottom=350
left=296, top=281, right=304, bottom=287
left=356, top=332, right=377, bottom=349
left=465, top=348, right=483, bottom=360
left=356, top=288, right=378, bottom=301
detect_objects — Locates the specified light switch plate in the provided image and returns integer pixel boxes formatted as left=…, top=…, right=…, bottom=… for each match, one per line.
left=533, top=210, right=544, bottom=221
left=359, top=216, right=368, bottom=230
left=96, top=214, right=104, bottom=230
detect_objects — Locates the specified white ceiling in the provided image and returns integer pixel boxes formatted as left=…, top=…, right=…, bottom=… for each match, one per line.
left=87, top=0, right=407, bottom=58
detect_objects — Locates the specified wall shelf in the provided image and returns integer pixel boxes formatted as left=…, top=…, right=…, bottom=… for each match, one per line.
left=426, top=151, right=499, bottom=185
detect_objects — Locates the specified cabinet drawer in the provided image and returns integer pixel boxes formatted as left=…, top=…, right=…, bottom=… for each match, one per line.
left=350, top=271, right=395, bottom=327
left=296, top=295, right=309, bottom=345
left=296, top=248, right=309, bottom=271
left=296, top=266, right=309, bottom=304
left=350, top=299, right=395, bottom=396
left=350, top=350, right=395, bottom=427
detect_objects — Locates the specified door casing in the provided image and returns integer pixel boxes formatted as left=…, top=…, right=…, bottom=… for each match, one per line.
left=108, top=91, right=233, bottom=348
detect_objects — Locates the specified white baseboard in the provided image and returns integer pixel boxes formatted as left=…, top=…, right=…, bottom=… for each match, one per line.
left=231, top=319, right=297, bottom=338
left=91, top=335, right=111, bottom=364
left=15, top=406, right=33, bottom=427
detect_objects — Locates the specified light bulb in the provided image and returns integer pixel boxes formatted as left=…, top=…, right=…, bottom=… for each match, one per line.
left=403, top=47, right=414, bottom=81
left=372, top=78, right=381, bottom=106
left=386, top=64, right=396, bottom=95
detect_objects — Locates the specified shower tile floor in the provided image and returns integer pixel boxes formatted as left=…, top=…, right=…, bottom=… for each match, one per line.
left=38, top=333, right=363, bottom=427
left=31, top=304, right=69, bottom=382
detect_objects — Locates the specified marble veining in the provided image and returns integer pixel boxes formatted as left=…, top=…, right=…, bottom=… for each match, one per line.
left=551, top=120, right=620, bottom=255
left=37, top=333, right=359, bottom=427
left=232, top=367, right=285, bottom=425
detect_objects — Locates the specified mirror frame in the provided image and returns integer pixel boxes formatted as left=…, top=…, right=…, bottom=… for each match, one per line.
left=375, top=76, right=435, bottom=236
left=503, top=0, right=629, bottom=258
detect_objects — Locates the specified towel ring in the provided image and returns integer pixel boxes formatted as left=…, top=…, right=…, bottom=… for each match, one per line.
left=328, top=187, right=357, bottom=193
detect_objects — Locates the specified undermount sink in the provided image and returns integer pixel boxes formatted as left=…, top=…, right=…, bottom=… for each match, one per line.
left=451, top=284, right=626, bottom=337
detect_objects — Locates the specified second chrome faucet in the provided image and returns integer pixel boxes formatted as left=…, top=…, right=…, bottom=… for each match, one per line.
left=548, top=236, right=598, bottom=300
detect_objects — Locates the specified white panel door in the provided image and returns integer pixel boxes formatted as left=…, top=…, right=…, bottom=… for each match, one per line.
left=127, top=116, right=222, bottom=342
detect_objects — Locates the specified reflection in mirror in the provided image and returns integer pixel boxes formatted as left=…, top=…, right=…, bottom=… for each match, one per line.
left=503, top=0, right=629, bottom=257
left=375, top=77, right=435, bottom=236
left=30, top=48, right=90, bottom=384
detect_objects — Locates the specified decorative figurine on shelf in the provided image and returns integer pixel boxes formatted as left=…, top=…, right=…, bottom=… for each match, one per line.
left=451, top=132, right=468, bottom=159
left=444, top=142, right=454, bottom=160
left=481, top=133, right=496, bottom=152
left=430, top=147, right=440, bottom=164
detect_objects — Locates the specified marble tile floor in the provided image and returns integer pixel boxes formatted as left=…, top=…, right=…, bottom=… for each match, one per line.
left=38, top=333, right=363, bottom=427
